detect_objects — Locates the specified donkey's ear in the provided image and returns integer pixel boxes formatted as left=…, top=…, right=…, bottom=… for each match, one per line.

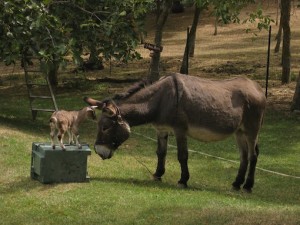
left=102, top=101, right=118, bottom=117
left=83, top=97, right=105, bottom=109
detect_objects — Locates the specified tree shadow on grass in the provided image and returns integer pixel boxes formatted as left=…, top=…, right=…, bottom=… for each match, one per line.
left=91, top=176, right=203, bottom=191
left=0, top=115, right=49, bottom=138
left=91, top=173, right=300, bottom=206
left=0, top=177, right=57, bottom=195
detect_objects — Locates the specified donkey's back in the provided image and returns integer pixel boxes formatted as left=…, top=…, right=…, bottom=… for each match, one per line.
left=171, top=75, right=266, bottom=142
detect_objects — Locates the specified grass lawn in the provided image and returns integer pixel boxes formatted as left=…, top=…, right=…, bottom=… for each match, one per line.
left=0, top=89, right=299, bottom=225
left=1, top=2, right=300, bottom=224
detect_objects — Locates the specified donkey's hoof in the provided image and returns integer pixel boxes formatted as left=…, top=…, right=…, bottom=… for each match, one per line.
left=177, top=182, right=188, bottom=189
left=231, top=184, right=241, bottom=191
left=152, top=175, right=162, bottom=182
left=231, top=182, right=241, bottom=191
left=243, top=181, right=253, bottom=193
left=242, top=187, right=252, bottom=193
left=78, top=145, right=82, bottom=149
left=52, top=145, right=55, bottom=150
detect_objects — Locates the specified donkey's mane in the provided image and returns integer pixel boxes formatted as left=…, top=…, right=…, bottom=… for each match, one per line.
left=112, top=78, right=150, bottom=101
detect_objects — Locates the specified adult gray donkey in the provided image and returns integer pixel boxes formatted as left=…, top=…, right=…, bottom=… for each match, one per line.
left=84, top=73, right=266, bottom=192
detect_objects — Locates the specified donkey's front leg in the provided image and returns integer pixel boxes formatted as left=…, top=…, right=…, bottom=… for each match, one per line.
left=175, top=132, right=189, bottom=188
left=153, top=131, right=168, bottom=181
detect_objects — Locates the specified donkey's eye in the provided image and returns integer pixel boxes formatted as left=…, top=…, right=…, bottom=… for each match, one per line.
left=102, top=126, right=111, bottom=132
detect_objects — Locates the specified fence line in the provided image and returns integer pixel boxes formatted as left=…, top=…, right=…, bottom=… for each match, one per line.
left=133, top=131, right=300, bottom=179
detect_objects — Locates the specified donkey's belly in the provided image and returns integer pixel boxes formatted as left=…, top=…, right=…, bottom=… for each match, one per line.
left=187, top=126, right=231, bottom=142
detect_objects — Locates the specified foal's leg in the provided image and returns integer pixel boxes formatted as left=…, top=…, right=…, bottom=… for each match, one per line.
left=153, top=131, right=168, bottom=181
left=50, top=121, right=58, bottom=149
left=50, top=127, right=57, bottom=149
left=58, top=129, right=66, bottom=150
left=232, top=131, right=248, bottom=191
left=67, top=129, right=73, bottom=145
left=175, top=132, right=189, bottom=188
left=71, top=127, right=81, bottom=149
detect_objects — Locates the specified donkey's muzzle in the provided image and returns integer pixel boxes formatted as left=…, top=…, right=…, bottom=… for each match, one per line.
left=94, top=145, right=113, bottom=160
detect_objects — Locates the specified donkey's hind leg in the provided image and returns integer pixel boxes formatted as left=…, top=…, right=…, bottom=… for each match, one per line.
left=232, top=131, right=249, bottom=191
left=174, top=131, right=189, bottom=188
left=153, top=131, right=169, bottom=181
left=243, top=143, right=259, bottom=192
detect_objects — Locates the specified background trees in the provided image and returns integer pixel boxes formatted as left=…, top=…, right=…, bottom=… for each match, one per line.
left=280, top=0, right=292, bottom=84
left=148, top=0, right=173, bottom=82
left=0, top=0, right=298, bottom=110
left=179, top=0, right=272, bottom=75
left=0, top=0, right=152, bottom=85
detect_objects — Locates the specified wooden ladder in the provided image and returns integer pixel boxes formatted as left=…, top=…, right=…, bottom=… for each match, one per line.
left=23, top=58, right=58, bottom=120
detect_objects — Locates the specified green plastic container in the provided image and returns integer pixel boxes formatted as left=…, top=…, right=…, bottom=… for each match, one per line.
left=31, top=142, right=91, bottom=184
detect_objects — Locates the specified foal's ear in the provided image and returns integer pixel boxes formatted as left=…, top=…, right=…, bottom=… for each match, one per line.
left=83, top=97, right=105, bottom=109
left=86, top=106, right=97, bottom=120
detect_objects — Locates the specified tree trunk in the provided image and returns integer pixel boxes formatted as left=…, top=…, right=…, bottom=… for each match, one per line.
left=188, top=5, right=202, bottom=57
left=180, top=27, right=190, bottom=74
left=281, top=0, right=291, bottom=84
left=274, top=1, right=283, bottom=53
left=82, top=45, right=104, bottom=71
left=179, top=5, right=202, bottom=74
left=291, top=71, right=300, bottom=111
left=214, top=15, right=218, bottom=36
left=148, top=0, right=173, bottom=83
left=276, top=0, right=280, bottom=25
left=47, top=61, right=59, bottom=87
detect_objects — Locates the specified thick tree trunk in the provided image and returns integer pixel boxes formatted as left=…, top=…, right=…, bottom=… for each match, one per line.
left=291, top=71, right=300, bottom=111
left=281, top=0, right=291, bottom=84
left=274, top=7, right=283, bottom=53
left=188, top=5, right=202, bottom=57
left=47, top=61, right=59, bottom=87
left=276, top=0, right=280, bottom=25
left=83, top=45, right=104, bottom=71
left=148, top=0, right=173, bottom=83
left=180, top=5, right=202, bottom=74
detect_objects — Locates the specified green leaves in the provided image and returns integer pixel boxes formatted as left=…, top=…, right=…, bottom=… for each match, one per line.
left=244, top=6, right=274, bottom=34
left=0, top=0, right=66, bottom=65
left=0, top=0, right=152, bottom=69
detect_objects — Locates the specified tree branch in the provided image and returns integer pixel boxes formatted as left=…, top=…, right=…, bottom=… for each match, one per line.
left=50, top=0, right=103, bottom=22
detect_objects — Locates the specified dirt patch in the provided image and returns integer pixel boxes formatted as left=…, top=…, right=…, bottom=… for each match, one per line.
left=267, top=83, right=296, bottom=113
left=200, top=61, right=263, bottom=75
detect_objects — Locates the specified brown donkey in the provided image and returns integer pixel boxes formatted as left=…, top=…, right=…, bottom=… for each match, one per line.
left=84, top=73, right=266, bottom=192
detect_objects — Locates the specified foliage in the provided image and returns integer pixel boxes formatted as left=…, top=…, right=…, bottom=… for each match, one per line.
left=0, top=0, right=66, bottom=65
left=211, top=0, right=255, bottom=24
left=194, top=0, right=209, bottom=9
left=0, top=0, right=153, bottom=67
left=243, top=6, right=274, bottom=34
left=200, top=0, right=273, bottom=34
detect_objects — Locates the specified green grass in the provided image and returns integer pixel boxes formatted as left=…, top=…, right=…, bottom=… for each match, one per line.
left=0, top=90, right=299, bottom=225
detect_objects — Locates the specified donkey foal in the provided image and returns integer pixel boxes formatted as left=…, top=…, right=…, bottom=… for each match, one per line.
left=50, top=106, right=96, bottom=150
